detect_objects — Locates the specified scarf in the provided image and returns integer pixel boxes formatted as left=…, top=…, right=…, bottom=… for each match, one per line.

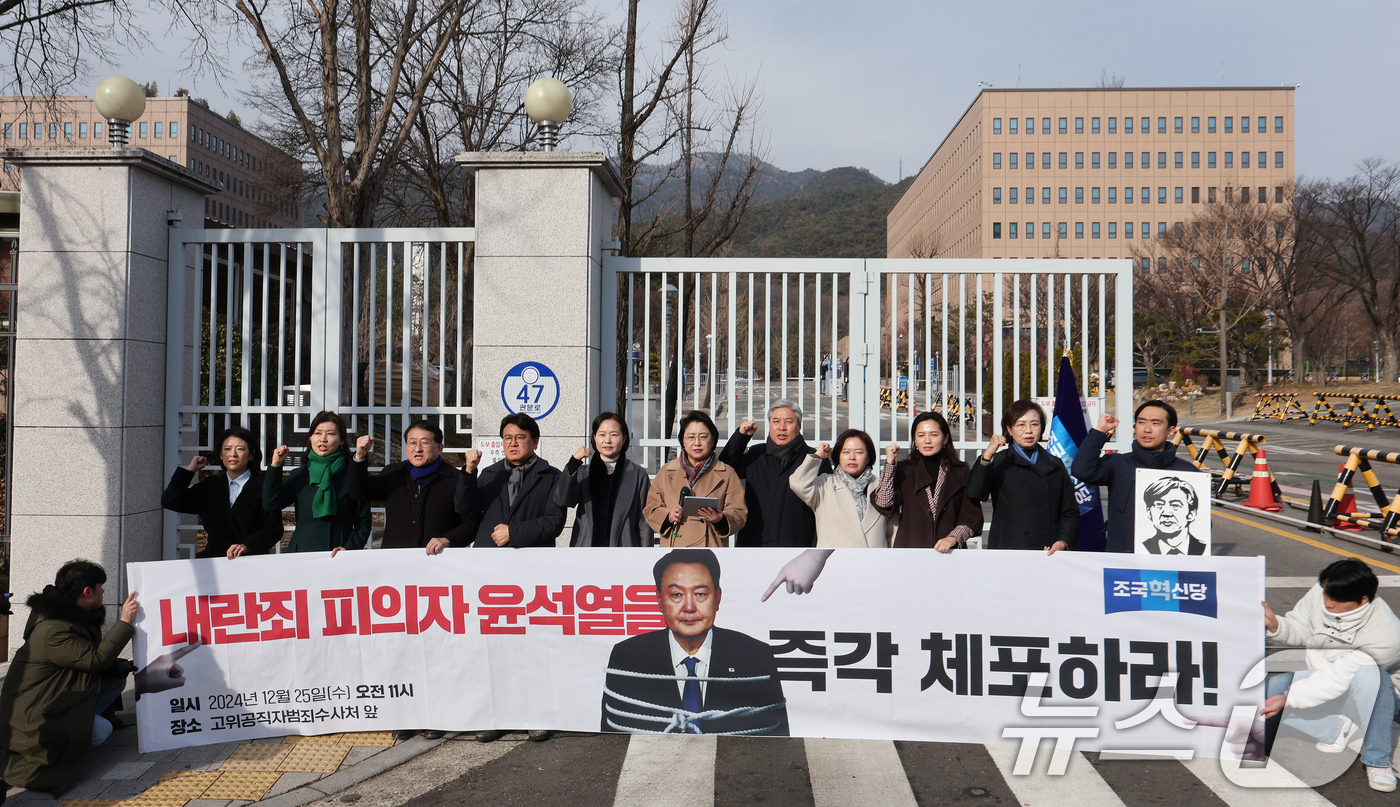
left=766, top=437, right=804, bottom=466
left=1318, top=600, right=1374, bottom=644
left=1131, top=440, right=1182, bottom=468
left=680, top=452, right=716, bottom=486
left=921, top=456, right=948, bottom=522
left=409, top=456, right=443, bottom=485
left=589, top=454, right=625, bottom=547
left=508, top=455, right=540, bottom=507
left=1012, top=443, right=1040, bottom=465
left=833, top=464, right=877, bottom=520
left=306, top=449, right=347, bottom=519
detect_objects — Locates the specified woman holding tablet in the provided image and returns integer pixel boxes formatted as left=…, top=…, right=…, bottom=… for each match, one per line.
left=644, top=410, right=747, bottom=547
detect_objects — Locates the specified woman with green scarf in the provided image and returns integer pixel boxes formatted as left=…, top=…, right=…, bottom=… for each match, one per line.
left=263, top=411, right=371, bottom=553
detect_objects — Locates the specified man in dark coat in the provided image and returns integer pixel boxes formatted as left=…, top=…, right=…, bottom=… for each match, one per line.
left=0, top=561, right=138, bottom=794
left=161, top=427, right=284, bottom=558
left=719, top=400, right=827, bottom=548
left=348, top=419, right=470, bottom=553
left=1071, top=400, right=1199, bottom=553
left=601, top=549, right=788, bottom=736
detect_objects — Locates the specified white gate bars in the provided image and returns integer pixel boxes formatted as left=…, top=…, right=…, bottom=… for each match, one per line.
left=163, top=227, right=476, bottom=559
left=602, top=257, right=1133, bottom=474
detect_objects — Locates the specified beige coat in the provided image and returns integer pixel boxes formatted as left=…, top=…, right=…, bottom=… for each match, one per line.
left=788, top=455, right=890, bottom=548
left=643, top=458, right=747, bottom=547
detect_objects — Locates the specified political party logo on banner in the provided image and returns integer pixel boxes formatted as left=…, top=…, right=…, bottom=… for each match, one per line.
left=1103, top=568, right=1218, bottom=618
left=501, top=361, right=560, bottom=419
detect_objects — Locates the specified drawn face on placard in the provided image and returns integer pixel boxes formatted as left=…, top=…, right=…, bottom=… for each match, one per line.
left=1135, top=470, right=1211, bottom=556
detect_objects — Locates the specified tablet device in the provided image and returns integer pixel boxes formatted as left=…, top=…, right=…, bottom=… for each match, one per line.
left=682, top=496, right=721, bottom=517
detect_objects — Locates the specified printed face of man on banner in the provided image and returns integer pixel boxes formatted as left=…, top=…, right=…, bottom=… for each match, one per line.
left=1135, top=470, right=1212, bottom=556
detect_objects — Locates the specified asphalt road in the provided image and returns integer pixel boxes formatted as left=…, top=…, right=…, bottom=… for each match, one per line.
left=383, top=417, right=1400, bottom=807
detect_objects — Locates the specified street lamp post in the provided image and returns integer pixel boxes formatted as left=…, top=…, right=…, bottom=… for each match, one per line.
left=93, top=76, right=146, bottom=150
left=523, top=78, right=573, bottom=152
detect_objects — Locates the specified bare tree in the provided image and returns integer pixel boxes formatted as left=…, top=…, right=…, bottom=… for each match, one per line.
left=1097, top=70, right=1126, bottom=88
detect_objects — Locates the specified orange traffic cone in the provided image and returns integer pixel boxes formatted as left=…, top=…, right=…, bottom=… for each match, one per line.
left=1243, top=449, right=1282, bottom=512
left=1331, top=463, right=1366, bottom=531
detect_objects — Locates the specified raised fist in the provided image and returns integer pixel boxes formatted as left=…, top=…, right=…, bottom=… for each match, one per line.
left=815, top=442, right=832, bottom=459
left=739, top=420, right=758, bottom=436
left=186, top=455, right=209, bottom=473
left=355, top=434, right=374, bottom=461
left=463, top=449, right=482, bottom=474
left=270, top=445, right=290, bottom=467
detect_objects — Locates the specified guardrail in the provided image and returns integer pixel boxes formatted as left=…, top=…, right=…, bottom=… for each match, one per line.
left=1172, top=427, right=1280, bottom=500
left=1322, top=446, right=1400, bottom=539
left=1309, top=393, right=1400, bottom=431
left=1249, top=393, right=1309, bottom=423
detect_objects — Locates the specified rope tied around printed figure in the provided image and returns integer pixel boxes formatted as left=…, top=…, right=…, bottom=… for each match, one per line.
left=602, top=667, right=786, bottom=735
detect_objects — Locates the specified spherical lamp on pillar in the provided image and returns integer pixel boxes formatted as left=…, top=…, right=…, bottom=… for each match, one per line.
left=523, top=78, right=572, bottom=152
left=93, top=76, right=146, bottom=150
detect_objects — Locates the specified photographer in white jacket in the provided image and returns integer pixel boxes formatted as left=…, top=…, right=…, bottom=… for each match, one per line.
left=1263, top=559, right=1400, bottom=792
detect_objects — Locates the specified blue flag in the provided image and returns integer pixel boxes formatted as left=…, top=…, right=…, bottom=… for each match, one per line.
left=1045, top=356, right=1106, bottom=551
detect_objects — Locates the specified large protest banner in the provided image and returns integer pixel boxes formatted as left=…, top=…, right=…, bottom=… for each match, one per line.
left=129, top=548, right=1264, bottom=755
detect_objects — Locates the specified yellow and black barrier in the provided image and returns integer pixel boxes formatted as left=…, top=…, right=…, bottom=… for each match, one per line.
left=1250, top=393, right=1308, bottom=423
left=1309, top=392, right=1400, bottom=431
left=879, top=387, right=912, bottom=411
left=1321, top=446, right=1400, bottom=539
left=1173, top=427, right=1281, bottom=500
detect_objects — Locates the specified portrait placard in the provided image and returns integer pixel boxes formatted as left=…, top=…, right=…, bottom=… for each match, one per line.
left=1134, top=468, right=1212, bottom=555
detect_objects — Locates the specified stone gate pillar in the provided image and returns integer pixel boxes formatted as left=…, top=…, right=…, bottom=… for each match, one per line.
left=455, top=152, right=620, bottom=510
left=2, top=148, right=214, bottom=650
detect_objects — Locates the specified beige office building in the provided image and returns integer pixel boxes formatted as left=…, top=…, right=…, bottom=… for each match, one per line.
left=888, top=87, right=1295, bottom=261
left=0, top=95, right=300, bottom=228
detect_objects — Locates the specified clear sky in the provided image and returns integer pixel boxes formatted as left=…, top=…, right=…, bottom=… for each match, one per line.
left=110, top=0, right=1398, bottom=184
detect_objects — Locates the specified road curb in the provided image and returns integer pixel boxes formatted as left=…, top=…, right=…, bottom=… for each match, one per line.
left=255, top=735, right=449, bottom=806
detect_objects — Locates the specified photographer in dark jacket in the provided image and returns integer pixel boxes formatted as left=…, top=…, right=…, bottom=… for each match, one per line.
left=0, top=561, right=138, bottom=794
left=719, top=400, right=827, bottom=548
left=347, top=420, right=469, bottom=554
left=966, top=400, right=1078, bottom=553
left=161, top=427, right=284, bottom=559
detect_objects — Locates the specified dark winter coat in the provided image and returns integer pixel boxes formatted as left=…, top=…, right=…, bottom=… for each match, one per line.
left=262, top=453, right=372, bottom=552
left=1070, top=429, right=1199, bottom=553
left=873, top=457, right=984, bottom=549
left=347, top=459, right=471, bottom=549
left=455, top=457, right=566, bottom=548
left=966, top=448, right=1079, bottom=550
left=555, top=456, right=654, bottom=547
left=0, top=588, right=134, bottom=793
left=161, top=467, right=285, bottom=557
left=719, top=431, right=827, bottom=547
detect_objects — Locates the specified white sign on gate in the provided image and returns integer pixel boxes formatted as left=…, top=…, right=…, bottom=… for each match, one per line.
left=500, top=361, right=561, bottom=420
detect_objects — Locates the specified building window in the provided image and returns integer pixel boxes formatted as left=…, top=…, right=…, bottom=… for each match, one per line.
left=1059, top=117, right=1067, bottom=134
left=1208, top=187, right=1217, bottom=203
left=1059, top=152, right=1068, bottom=169
left=139, top=122, right=147, bottom=138
left=1009, top=222, right=1018, bottom=238
left=18, top=123, right=26, bottom=139
left=1075, top=152, right=1083, bottom=169
left=1257, top=185, right=1266, bottom=203
left=1158, top=222, right=1167, bottom=238
left=1042, top=117, right=1051, bottom=134
left=1091, top=187, right=1100, bottom=204
left=1174, top=117, right=1183, bottom=133
left=993, top=187, right=1002, bottom=203
left=1059, top=222, right=1068, bottom=239
left=1043, top=222, right=1052, bottom=239
left=1121, top=117, right=1131, bottom=134
left=1090, top=152, right=1099, bottom=169
left=1027, top=117, right=1035, bottom=134
left=49, top=123, right=57, bottom=138
left=154, top=122, right=163, bottom=137
left=1174, top=152, right=1183, bottom=169
left=1158, top=187, right=1167, bottom=204
left=79, top=122, right=89, bottom=138
left=1125, top=186, right=1134, bottom=203
left=1124, top=152, right=1134, bottom=169
left=993, top=153, right=1002, bottom=169
left=1158, top=152, right=1167, bottom=169
left=1009, top=118, right=1018, bottom=134
left=1142, top=186, right=1151, bottom=203
left=1075, top=187, right=1084, bottom=204
left=1258, top=116, right=1266, bottom=133
left=1275, top=151, right=1284, bottom=168
left=1191, top=117, right=1200, bottom=133
left=1224, top=152, right=1233, bottom=168
left=1140, top=257, right=1151, bottom=273
left=1143, top=151, right=1150, bottom=168
left=1241, top=151, right=1250, bottom=168
left=1108, top=152, right=1116, bottom=169
left=190, top=126, right=197, bottom=142
left=1241, top=116, right=1250, bottom=133
left=1043, top=187, right=1051, bottom=204
left=1043, top=152, right=1051, bottom=169
left=1275, top=116, right=1284, bottom=133
left=1009, top=187, right=1018, bottom=203
left=170, top=121, right=178, bottom=138
left=1208, top=152, right=1217, bottom=169
left=993, top=222, right=1002, bottom=239
left=1108, top=187, right=1117, bottom=203
left=1092, top=117, right=1100, bottom=134
left=63, top=122, right=72, bottom=138
left=1224, top=116, right=1233, bottom=133
left=1075, top=117, right=1084, bottom=134
left=1108, top=117, right=1117, bottom=133
left=1059, top=187, right=1068, bottom=204
left=993, top=118, right=1002, bottom=134
left=1125, top=222, right=1134, bottom=238
left=1259, top=151, right=1266, bottom=169
left=1075, top=222, right=1084, bottom=239
left=1158, top=117, right=1167, bottom=134
left=1108, top=222, right=1117, bottom=239
left=1027, top=186, right=1035, bottom=204
left=94, top=121, right=102, bottom=138
left=1276, top=186, right=1284, bottom=204
left=1092, top=222, right=1100, bottom=238
left=1141, top=117, right=1150, bottom=133
left=1191, top=187, right=1200, bottom=203
left=1174, top=187, right=1183, bottom=204
left=1026, top=151, right=1034, bottom=169
left=1009, top=153, right=1018, bottom=169
left=1191, top=152, right=1199, bottom=169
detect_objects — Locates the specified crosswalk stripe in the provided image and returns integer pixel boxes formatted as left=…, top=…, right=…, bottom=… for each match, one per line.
left=1181, top=756, right=1337, bottom=806
left=1260, top=445, right=1320, bottom=455
left=804, top=739, right=917, bottom=807
left=612, top=734, right=717, bottom=807
left=985, top=742, right=1126, bottom=806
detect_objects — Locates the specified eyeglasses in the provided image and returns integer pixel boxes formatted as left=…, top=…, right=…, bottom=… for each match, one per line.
left=405, top=439, right=438, bottom=448
left=501, top=435, right=533, bottom=445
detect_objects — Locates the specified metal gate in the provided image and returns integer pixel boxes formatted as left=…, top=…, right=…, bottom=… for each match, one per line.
left=163, top=227, right=476, bottom=558
left=601, top=257, right=1134, bottom=472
